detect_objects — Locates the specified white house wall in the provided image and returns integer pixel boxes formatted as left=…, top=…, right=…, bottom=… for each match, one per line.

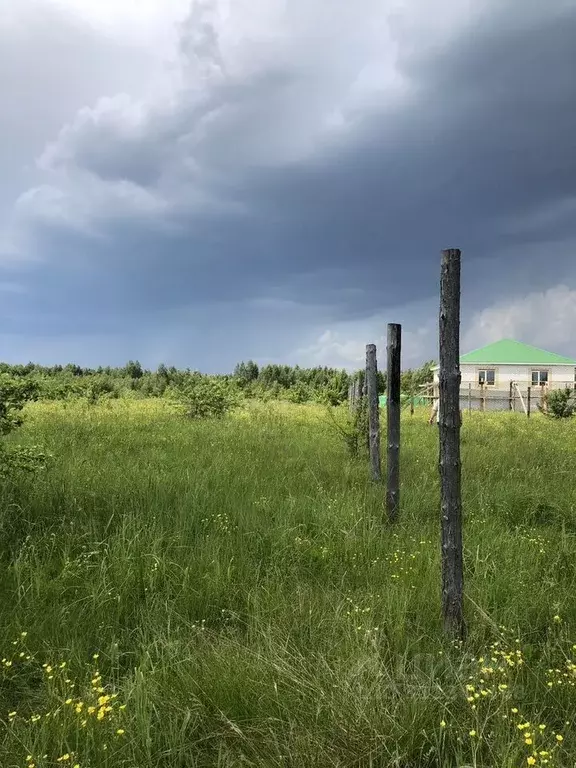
left=434, top=364, right=575, bottom=390
left=461, top=363, right=575, bottom=389
left=431, top=362, right=575, bottom=411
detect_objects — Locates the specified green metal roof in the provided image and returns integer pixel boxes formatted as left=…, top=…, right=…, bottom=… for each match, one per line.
left=459, top=339, right=576, bottom=366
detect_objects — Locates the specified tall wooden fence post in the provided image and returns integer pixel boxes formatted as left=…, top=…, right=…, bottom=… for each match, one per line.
left=439, top=248, right=466, bottom=639
left=366, top=344, right=381, bottom=482
left=386, top=324, right=401, bottom=522
left=527, top=386, right=531, bottom=418
left=468, top=383, right=472, bottom=414
left=353, top=371, right=368, bottom=455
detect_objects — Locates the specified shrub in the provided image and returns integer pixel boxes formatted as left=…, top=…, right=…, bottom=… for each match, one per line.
left=0, top=375, right=39, bottom=436
left=323, top=406, right=364, bottom=459
left=167, top=376, right=241, bottom=419
left=0, top=375, right=50, bottom=478
left=285, top=382, right=314, bottom=404
left=85, top=375, right=120, bottom=403
left=540, top=388, right=576, bottom=419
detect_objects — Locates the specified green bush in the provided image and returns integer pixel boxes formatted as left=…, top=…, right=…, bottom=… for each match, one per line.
left=285, top=382, right=314, bottom=404
left=0, top=375, right=50, bottom=478
left=541, top=388, right=576, bottom=419
left=167, top=376, right=241, bottom=419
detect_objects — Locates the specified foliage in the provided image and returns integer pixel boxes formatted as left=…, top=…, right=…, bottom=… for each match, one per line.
left=284, top=381, right=314, bottom=404
left=233, top=359, right=260, bottom=386
left=0, top=401, right=574, bottom=767
left=540, top=387, right=576, bottom=419
left=0, top=375, right=39, bottom=436
left=0, top=357, right=434, bottom=407
left=324, top=406, right=363, bottom=458
left=167, top=375, right=241, bottom=419
left=0, top=375, right=50, bottom=478
left=401, top=359, right=435, bottom=394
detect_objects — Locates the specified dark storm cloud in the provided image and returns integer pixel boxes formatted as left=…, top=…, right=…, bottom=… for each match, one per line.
left=2, top=0, right=576, bottom=367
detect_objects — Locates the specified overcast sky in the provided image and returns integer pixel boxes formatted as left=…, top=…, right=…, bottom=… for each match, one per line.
left=1, top=0, right=576, bottom=372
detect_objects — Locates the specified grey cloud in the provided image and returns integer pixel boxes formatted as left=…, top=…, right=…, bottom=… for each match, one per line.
left=0, top=1, right=157, bottom=172
left=2, top=0, right=576, bottom=368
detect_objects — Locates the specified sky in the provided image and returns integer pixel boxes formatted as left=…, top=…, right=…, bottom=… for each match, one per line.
left=1, top=0, right=576, bottom=372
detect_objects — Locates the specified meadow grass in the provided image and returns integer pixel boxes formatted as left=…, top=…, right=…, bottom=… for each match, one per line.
left=0, top=399, right=575, bottom=767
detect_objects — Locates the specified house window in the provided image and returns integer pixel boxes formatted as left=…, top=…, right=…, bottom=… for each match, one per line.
left=532, top=370, right=548, bottom=386
left=478, top=369, right=495, bottom=386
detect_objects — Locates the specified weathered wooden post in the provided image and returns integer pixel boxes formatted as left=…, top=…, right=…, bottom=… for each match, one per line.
left=353, top=371, right=367, bottom=451
left=509, top=381, right=513, bottom=411
left=527, top=386, right=531, bottom=418
left=366, top=344, right=381, bottom=482
left=468, top=383, right=472, bottom=414
left=348, top=380, right=355, bottom=413
left=439, top=248, right=466, bottom=639
left=386, top=324, right=401, bottom=522
left=481, top=383, right=486, bottom=412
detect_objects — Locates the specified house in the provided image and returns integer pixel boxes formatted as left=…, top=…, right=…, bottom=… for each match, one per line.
left=431, top=339, right=576, bottom=411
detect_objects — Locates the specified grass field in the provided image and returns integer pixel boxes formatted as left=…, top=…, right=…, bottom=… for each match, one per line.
left=1, top=399, right=575, bottom=767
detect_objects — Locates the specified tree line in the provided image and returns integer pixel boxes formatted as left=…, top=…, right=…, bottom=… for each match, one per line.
left=0, top=358, right=435, bottom=405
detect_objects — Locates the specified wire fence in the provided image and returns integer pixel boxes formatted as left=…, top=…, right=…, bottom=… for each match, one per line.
left=423, top=382, right=576, bottom=414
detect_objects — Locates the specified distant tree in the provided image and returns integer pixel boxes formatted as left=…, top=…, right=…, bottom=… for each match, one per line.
left=124, top=360, right=143, bottom=379
left=64, top=363, right=84, bottom=377
left=234, top=360, right=260, bottom=386
left=401, top=360, right=435, bottom=394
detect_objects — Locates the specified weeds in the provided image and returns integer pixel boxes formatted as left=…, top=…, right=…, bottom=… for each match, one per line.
left=0, top=401, right=575, bottom=766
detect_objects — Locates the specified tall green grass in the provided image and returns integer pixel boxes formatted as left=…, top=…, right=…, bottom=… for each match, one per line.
left=0, top=400, right=575, bottom=767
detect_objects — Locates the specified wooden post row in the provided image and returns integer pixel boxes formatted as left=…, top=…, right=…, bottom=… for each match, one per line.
left=365, top=344, right=381, bottom=482
left=386, top=323, right=401, bottom=523
left=439, top=248, right=466, bottom=640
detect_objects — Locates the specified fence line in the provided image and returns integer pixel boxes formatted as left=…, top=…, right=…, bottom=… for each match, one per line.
left=386, top=324, right=401, bottom=523
left=365, top=344, right=381, bottom=482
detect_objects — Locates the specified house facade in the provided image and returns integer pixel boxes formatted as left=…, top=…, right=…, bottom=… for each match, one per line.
left=432, top=339, right=576, bottom=411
